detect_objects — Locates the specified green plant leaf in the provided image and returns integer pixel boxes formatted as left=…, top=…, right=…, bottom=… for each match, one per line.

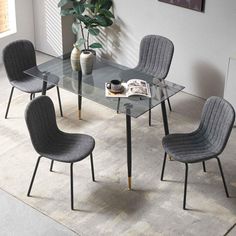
left=84, top=3, right=95, bottom=11
left=95, top=15, right=107, bottom=26
left=76, top=14, right=93, bottom=26
left=60, top=8, right=75, bottom=16
left=94, top=15, right=113, bottom=27
left=99, top=9, right=114, bottom=18
left=100, top=0, right=112, bottom=10
left=103, top=16, right=113, bottom=26
left=89, top=42, right=103, bottom=49
left=58, top=0, right=71, bottom=8
left=72, top=22, right=80, bottom=34
left=88, top=28, right=100, bottom=36
left=74, top=3, right=85, bottom=14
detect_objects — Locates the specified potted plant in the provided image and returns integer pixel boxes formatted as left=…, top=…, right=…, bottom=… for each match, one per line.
left=58, top=0, right=114, bottom=74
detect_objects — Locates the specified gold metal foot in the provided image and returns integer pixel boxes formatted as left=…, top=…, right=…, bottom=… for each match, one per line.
left=168, top=155, right=172, bottom=161
left=128, top=177, right=131, bottom=190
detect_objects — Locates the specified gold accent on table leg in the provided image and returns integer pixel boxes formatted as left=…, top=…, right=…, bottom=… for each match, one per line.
left=128, top=177, right=132, bottom=190
left=168, top=155, right=172, bottom=161
left=78, top=110, right=81, bottom=120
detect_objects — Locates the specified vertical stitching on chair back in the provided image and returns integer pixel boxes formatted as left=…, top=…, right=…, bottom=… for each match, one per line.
left=3, top=40, right=36, bottom=82
left=198, top=96, right=235, bottom=155
left=136, top=35, right=174, bottom=79
left=25, top=96, right=58, bottom=154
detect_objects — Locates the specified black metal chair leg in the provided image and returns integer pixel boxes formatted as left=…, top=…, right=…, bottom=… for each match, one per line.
left=5, top=87, right=14, bottom=119
left=202, top=161, right=206, bottom=172
left=161, top=152, right=167, bottom=181
left=149, top=98, right=152, bottom=126
left=216, top=157, right=229, bottom=197
left=30, top=93, right=35, bottom=101
left=167, top=98, right=172, bottom=111
left=70, top=163, right=74, bottom=210
left=183, top=163, right=188, bottom=210
left=56, top=86, right=63, bottom=117
left=50, top=160, right=54, bottom=172
left=27, top=156, right=42, bottom=197
left=117, top=98, right=120, bottom=114
left=90, top=153, right=95, bottom=182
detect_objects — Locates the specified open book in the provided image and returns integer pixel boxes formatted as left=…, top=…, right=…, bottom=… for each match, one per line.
left=105, top=79, right=151, bottom=98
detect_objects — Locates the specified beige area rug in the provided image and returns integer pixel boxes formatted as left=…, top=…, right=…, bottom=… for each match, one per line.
left=0, top=89, right=236, bottom=236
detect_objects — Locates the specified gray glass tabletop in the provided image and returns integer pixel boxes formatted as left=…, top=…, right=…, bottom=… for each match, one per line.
left=25, top=55, right=184, bottom=118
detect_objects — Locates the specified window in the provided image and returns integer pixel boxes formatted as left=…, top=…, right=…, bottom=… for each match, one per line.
left=0, top=0, right=9, bottom=33
left=0, top=0, right=16, bottom=37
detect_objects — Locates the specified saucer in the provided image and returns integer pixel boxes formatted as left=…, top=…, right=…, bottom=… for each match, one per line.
left=109, top=86, right=125, bottom=94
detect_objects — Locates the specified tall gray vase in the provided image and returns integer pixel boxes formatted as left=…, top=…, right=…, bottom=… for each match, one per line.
left=80, top=51, right=95, bottom=75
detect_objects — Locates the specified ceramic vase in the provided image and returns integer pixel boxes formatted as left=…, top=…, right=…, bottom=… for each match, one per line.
left=70, top=46, right=81, bottom=71
left=80, top=50, right=95, bottom=75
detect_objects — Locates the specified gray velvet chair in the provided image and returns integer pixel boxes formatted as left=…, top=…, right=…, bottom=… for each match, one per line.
left=3, top=40, right=63, bottom=118
left=135, top=35, right=174, bottom=80
left=137, top=35, right=174, bottom=125
left=161, top=96, right=235, bottom=210
left=118, top=35, right=174, bottom=125
left=25, top=96, right=95, bottom=210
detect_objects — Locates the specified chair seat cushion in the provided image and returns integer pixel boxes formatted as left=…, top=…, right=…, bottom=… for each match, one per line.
left=162, top=133, right=217, bottom=163
left=39, top=132, right=95, bottom=163
left=11, top=76, right=55, bottom=93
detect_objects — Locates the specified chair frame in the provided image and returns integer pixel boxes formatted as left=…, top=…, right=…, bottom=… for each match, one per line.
left=27, top=153, right=95, bottom=210
left=5, top=86, right=63, bottom=119
left=160, top=152, right=229, bottom=210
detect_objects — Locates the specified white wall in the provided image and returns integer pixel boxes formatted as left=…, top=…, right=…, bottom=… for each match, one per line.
left=33, top=0, right=62, bottom=56
left=1, top=0, right=235, bottom=98
left=0, top=0, right=35, bottom=64
left=33, top=0, right=74, bottom=57
left=101, top=0, right=236, bottom=98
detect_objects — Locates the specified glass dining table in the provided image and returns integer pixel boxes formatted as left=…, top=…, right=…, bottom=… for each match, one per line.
left=25, top=54, right=184, bottom=190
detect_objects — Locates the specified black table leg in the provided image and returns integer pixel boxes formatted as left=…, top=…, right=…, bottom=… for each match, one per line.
left=161, top=100, right=171, bottom=160
left=161, top=100, right=169, bottom=135
left=149, top=98, right=152, bottom=126
left=125, top=104, right=132, bottom=190
left=42, top=81, right=47, bottom=95
left=117, top=98, right=120, bottom=113
left=78, top=71, right=82, bottom=119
